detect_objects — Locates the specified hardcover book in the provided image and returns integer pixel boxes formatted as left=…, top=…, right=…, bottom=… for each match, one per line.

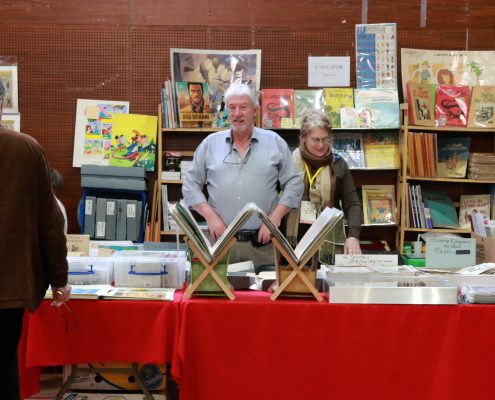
left=468, top=86, right=495, bottom=128
left=363, top=131, right=400, bottom=169
left=261, top=89, right=295, bottom=129
left=354, top=88, right=400, bottom=128
left=436, top=136, right=470, bottom=178
left=293, top=89, right=325, bottom=128
left=331, top=132, right=365, bottom=168
left=421, top=189, right=459, bottom=228
left=458, top=194, right=491, bottom=229
left=435, top=85, right=470, bottom=127
left=406, top=82, right=435, bottom=126
left=324, top=88, right=354, bottom=128
left=176, top=81, right=212, bottom=128
left=339, top=108, right=359, bottom=129
left=361, top=185, right=397, bottom=225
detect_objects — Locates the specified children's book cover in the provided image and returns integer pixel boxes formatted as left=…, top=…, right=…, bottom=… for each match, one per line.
left=331, top=132, right=365, bottom=168
left=363, top=131, right=400, bottom=168
left=72, top=99, right=130, bottom=168
left=109, top=113, right=157, bottom=171
left=421, top=189, right=459, bottom=228
left=361, top=185, right=397, bottom=225
left=436, top=136, right=470, bottom=178
left=293, top=89, right=325, bottom=128
left=468, top=86, right=495, bottom=128
left=324, top=88, right=354, bottom=128
left=354, top=88, right=400, bottom=128
left=407, top=82, right=435, bottom=126
left=458, top=194, right=491, bottom=229
left=261, top=89, right=295, bottom=129
left=435, top=85, right=470, bottom=127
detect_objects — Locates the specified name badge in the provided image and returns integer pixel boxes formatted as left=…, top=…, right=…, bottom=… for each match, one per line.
left=300, top=200, right=318, bottom=224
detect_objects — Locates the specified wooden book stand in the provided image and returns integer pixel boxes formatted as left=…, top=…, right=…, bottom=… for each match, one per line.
left=183, top=236, right=236, bottom=300
left=270, top=236, right=324, bottom=302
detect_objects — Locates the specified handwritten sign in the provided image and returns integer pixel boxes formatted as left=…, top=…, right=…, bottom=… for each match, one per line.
left=308, top=56, right=350, bottom=87
left=334, top=254, right=398, bottom=267
left=425, top=237, right=476, bottom=269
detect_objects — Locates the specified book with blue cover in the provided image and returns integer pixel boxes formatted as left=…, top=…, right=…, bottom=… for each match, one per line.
left=437, top=136, right=470, bottom=178
left=354, top=89, right=400, bottom=128
left=421, top=189, right=459, bottom=228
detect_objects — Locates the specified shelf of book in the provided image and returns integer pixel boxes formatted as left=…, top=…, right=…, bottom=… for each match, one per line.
left=161, top=179, right=183, bottom=184
left=406, top=176, right=495, bottom=184
left=398, top=103, right=495, bottom=252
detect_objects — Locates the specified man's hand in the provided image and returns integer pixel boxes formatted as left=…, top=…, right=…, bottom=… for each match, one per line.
left=51, top=284, right=71, bottom=307
left=344, top=237, right=361, bottom=255
left=205, top=213, right=227, bottom=241
left=257, top=204, right=290, bottom=245
left=257, top=224, right=272, bottom=245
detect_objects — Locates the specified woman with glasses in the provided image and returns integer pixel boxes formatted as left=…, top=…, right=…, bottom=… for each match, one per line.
left=286, top=110, right=362, bottom=262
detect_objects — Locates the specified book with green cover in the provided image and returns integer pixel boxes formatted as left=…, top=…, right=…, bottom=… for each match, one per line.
left=421, top=189, right=459, bottom=228
left=293, top=89, right=325, bottom=128
left=324, top=88, right=354, bottom=128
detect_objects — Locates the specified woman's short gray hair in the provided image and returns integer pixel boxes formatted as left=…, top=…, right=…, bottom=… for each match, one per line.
left=224, top=83, right=259, bottom=108
left=299, top=109, right=332, bottom=140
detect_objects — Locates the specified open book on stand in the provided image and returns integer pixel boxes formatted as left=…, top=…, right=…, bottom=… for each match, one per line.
left=169, top=201, right=260, bottom=264
left=258, top=206, right=344, bottom=265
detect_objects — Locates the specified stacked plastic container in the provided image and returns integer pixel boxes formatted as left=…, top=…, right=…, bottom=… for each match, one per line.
left=66, top=257, right=114, bottom=285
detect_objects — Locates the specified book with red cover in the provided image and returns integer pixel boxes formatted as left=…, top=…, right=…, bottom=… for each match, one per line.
left=434, top=85, right=470, bottom=127
left=261, top=89, right=295, bottom=129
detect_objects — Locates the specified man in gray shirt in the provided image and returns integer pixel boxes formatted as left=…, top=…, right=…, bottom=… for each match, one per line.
left=182, top=83, right=303, bottom=267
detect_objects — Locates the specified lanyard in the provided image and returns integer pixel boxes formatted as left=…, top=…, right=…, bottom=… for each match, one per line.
left=304, top=163, right=323, bottom=190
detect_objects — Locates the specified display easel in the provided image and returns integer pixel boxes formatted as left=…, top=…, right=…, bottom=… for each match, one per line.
left=183, top=236, right=236, bottom=300
left=270, top=236, right=324, bottom=302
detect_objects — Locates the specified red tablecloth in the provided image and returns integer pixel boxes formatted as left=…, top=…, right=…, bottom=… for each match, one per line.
left=20, top=292, right=182, bottom=398
left=172, top=291, right=495, bottom=400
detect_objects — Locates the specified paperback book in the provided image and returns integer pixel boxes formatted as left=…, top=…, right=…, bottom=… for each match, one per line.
left=331, top=132, right=365, bottom=168
left=354, top=88, right=400, bottom=128
left=458, top=194, right=491, bottom=229
left=363, top=131, right=400, bottom=169
left=176, top=81, right=212, bottom=128
left=294, top=89, right=325, bottom=128
left=361, top=185, right=397, bottom=225
left=406, top=82, right=435, bottom=126
left=468, top=86, right=495, bottom=128
left=261, top=89, right=295, bottom=129
left=421, top=189, right=459, bottom=228
left=436, top=136, right=470, bottom=178
left=435, top=85, right=470, bottom=127
left=324, top=88, right=354, bottom=128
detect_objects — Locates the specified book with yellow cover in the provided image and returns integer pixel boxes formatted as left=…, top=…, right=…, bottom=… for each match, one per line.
left=468, top=86, right=495, bottom=128
left=324, top=88, right=354, bottom=128
left=363, top=132, right=400, bottom=168
left=65, top=234, right=90, bottom=256
left=362, top=185, right=397, bottom=225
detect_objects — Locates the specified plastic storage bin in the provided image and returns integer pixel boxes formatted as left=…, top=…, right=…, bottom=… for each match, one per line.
left=113, top=250, right=188, bottom=289
left=67, top=256, right=114, bottom=285
left=113, top=256, right=167, bottom=288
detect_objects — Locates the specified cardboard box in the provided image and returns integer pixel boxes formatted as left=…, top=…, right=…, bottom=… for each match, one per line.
left=472, top=233, right=495, bottom=264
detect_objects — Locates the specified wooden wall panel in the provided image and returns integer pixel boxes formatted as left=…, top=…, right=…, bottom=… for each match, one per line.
left=0, top=0, right=494, bottom=234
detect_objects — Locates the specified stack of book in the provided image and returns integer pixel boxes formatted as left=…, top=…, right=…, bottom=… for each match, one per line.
left=468, top=153, right=495, bottom=180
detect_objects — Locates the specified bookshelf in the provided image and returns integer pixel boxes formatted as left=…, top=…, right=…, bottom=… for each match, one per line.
left=398, top=104, right=495, bottom=251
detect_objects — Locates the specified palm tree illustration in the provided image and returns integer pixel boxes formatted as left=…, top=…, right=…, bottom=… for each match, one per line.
left=467, top=61, right=483, bottom=86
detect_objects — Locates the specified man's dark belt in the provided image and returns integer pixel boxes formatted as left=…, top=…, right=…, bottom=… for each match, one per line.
left=235, top=229, right=258, bottom=242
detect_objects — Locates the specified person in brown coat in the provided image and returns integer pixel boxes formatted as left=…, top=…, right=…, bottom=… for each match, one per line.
left=0, top=80, right=71, bottom=399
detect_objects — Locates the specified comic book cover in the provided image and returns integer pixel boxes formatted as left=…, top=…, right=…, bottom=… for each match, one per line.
left=324, top=88, right=354, bottom=128
left=468, top=86, right=495, bottom=128
left=435, top=85, right=470, bottom=127
left=363, top=131, right=400, bottom=169
left=293, top=89, right=325, bottom=128
left=407, top=82, right=435, bottom=126
left=261, top=89, right=294, bottom=129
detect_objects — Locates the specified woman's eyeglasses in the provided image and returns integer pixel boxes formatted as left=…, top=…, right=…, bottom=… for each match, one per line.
left=307, top=136, right=331, bottom=144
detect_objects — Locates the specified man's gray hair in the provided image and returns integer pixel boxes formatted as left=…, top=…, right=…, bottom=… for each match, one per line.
left=224, top=83, right=259, bottom=108
left=0, top=80, right=6, bottom=102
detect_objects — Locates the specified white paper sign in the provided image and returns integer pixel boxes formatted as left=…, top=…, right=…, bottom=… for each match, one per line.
left=308, top=56, right=350, bottom=87
left=426, top=238, right=476, bottom=269
left=334, top=254, right=398, bottom=267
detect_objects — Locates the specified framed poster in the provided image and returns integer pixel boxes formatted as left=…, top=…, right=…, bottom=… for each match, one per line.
left=0, top=65, right=19, bottom=114
left=170, top=48, right=261, bottom=113
left=1, top=113, right=20, bottom=131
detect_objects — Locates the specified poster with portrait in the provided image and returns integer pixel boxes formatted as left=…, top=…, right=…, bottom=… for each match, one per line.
left=1, top=113, right=20, bottom=131
left=170, top=48, right=262, bottom=118
left=72, top=99, right=130, bottom=167
left=401, top=48, right=495, bottom=100
left=0, top=65, right=19, bottom=114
